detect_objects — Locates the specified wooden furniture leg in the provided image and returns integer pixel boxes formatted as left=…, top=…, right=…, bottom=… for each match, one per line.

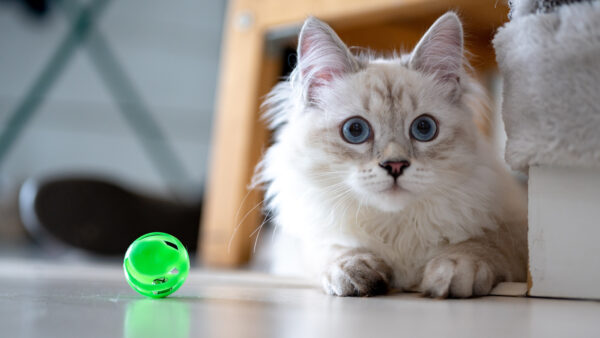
left=200, top=1, right=281, bottom=266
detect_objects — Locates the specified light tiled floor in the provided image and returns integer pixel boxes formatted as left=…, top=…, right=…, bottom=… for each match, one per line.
left=1, top=258, right=599, bottom=338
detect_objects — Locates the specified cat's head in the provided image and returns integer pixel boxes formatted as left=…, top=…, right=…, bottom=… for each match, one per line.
left=269, top=12, right=489, bottom=213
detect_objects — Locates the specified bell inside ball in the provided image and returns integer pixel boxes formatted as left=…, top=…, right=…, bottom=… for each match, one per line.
left=123, top=232, right=190, bottom=298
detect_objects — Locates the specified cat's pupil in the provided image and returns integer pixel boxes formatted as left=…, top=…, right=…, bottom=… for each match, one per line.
left=349, top=122, right=363, bottom=136
left=417, top=120, right=431, bottom=134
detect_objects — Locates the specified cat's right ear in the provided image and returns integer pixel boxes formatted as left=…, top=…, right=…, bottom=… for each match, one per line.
left=297, top=17, right=358, bottom=103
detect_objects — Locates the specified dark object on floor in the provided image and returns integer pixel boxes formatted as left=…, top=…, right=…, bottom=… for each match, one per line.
left=21, top=0, right=50, bottom=16
left=19, top=176, right=201, bottom=255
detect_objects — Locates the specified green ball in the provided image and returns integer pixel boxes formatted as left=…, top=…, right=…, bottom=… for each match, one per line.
left=123, top=232, right=190, bottom=298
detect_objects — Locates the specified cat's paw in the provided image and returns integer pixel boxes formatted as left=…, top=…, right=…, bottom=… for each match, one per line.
left=420, top=254, right=496, bottom=298
left=321, top=249, right=393, bottom=297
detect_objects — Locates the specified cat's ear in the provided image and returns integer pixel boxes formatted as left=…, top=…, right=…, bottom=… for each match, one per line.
left=409, top=12, right=464, bottom=92
left=297, top=17, right=358, bottom=103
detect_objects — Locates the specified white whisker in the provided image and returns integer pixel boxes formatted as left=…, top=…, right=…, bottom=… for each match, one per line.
left=227, top=198, right=264, bottom=253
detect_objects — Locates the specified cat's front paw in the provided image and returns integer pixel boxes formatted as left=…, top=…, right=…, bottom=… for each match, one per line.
left=321, top=249, right=393, bottom=297
left=421, top=254, right=496, bottom=298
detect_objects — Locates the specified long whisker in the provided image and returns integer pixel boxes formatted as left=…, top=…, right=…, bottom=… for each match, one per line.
left=228, top=198, right=265, bottom=253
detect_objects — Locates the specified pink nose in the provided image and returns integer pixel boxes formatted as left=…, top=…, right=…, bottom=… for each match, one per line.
left=379, top=160, right=410, bottom=178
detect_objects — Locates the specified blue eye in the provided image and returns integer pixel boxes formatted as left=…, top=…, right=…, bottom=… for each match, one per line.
left=410, top=115, right=438, bottom=142
left=341, top=117, right=371, bottom=144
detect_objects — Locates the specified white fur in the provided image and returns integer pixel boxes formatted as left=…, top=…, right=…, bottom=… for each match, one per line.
left=256, top=13, right=527, bottom=295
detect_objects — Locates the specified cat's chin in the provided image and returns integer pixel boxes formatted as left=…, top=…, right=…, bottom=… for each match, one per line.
left=362, top=187, right=413, bottom=213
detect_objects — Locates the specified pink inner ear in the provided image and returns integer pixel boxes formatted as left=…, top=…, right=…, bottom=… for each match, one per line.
left=307, top=69, right=335, bottom=85
left=297, top=20, right=354, bottom=101
left=299, top=37, right=335, bottom=86
left=301, top=65, right=336, bottom=93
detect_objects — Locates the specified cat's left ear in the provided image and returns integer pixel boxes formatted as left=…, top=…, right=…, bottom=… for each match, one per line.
left=409, top=12, right=464, bottom=97
left=297, top=17, right=359, bottom=103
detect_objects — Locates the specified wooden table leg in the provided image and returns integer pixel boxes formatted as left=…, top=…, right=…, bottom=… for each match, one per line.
left=199, top=0, right=281, bottom=267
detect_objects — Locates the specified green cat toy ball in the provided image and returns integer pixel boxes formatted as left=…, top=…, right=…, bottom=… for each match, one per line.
left=123, top=232, right=190, bottom=298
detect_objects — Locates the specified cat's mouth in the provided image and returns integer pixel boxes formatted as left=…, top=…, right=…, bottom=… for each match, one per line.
left=381, top=183, right=407, bottom=194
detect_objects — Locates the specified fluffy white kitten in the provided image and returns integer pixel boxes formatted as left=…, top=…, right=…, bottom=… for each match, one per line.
left=255, top=12, right=528, bottom=298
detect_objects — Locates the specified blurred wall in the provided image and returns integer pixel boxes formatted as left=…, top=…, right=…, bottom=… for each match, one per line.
left=0, top=0, right=227, bottom=200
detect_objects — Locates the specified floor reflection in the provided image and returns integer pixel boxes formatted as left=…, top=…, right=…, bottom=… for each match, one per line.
left=124, top=298, right=190, bottom=338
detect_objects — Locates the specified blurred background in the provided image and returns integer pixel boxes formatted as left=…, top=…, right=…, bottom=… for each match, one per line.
left=0, top=0, right=226, bottom=252
left=0, top=0, right=509, bottom=266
